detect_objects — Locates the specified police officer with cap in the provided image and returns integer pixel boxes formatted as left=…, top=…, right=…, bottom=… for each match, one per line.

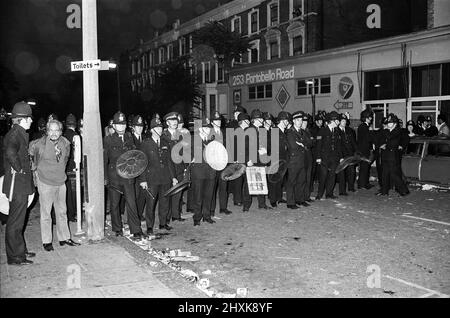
left=162, top=112, right=185, bottom=224
left=300, top=111, right=315, bottom=203
left=3, top=101, right=35, bottom=265
left=315, top=111, right=344, bottom=200
left=130, top=114, right=146, bottom=219
left=378, top=113, right=410, bottom=196
left=103, top=111, right=146, bottom=239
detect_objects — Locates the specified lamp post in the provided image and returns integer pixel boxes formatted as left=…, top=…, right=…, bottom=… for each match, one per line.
left=306, top=79, right=316, bottom=121
left=108, top=61, right=121, bottom=111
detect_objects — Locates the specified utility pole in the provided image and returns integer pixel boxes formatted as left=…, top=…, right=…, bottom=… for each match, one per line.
left=82, top=0, right=104, bottom=240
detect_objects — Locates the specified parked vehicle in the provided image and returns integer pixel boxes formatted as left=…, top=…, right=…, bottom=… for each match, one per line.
left=402, top=136, right=450, bottom=185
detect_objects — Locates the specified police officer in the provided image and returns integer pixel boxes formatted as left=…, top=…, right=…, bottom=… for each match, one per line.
left=286, top=111, right=311, bottom=208
left=268, top=111, right=290, bottom=208
left=300, top=112, right=314, bottom=203
left=3, top=101, right=35, bottom=265
left=235, top=113, right=252, bottom=212
left=357, top=109, right=374, bottom=189
left=337, top=114, right=357, bottom=195
left=130, top=115, right=146, bottom=220
left=315, top=111, right=344, bottom=200
left=138, top=118, right=177, bottom=234
left=309, top=112, right=324, bottom=192
left=210, top=112, right=231, bottom=215
left=103, top=111, right=145, bottom=240
left=162, top=112, right=185, bottom=223
left=63, top=113, right=79, bottom=222
left=378, top=114, right=410, bottom=196
left=191, top=118, right=216, bottom=225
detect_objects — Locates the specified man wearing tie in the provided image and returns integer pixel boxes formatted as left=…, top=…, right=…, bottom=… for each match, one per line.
left=315, top=111, right=344, bottom=200
left=337, top=114, right=357, bottom=195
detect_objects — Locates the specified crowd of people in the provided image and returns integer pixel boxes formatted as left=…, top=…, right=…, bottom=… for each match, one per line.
left=2, top=99, right=449, bottom=265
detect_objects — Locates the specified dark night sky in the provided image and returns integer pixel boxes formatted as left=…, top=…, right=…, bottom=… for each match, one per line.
left=0, top=0, right=228, bottom=112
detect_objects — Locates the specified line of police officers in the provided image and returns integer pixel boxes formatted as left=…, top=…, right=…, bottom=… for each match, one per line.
left=103, top=106, right=409, bottom=239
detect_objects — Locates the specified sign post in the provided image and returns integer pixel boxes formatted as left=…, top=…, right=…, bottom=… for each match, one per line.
left=82, top=0, right=104, bottom=240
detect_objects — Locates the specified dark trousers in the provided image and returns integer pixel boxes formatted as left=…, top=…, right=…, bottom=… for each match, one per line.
left=192, top=178, right=215, bottom=222
left=144, top=183, right=170, bottom=228
left=317, top=164, right=337, bottom=198
left=230, top=177, right=243, bottom=204
left=310, top=159, right=319, bottom=192
left=268, top=170, right=284, bottom=204
left=381, top=160, right=408, bottom=195
left=6, top=194, right=28, bottom=262
left=358, top=161, right=371, bottom=188
left=374, top=150, right=383, bottom=188
left=186, top=187, right=194, bottom=212
left=211, top=172, right=228, bottom=214
left=286, top=165, right=306, bottom=205
left=66, top=175, right=76, bottom=221
left=338, top=166, right=356, bottom=194
left=303, top=153, right=313, bottom=201
left=109, top=181, right=141, bottom=234
left=241, top=174, right=266, bottom=209
left=167, top=175, right=183, bottom=222
left=134, top=182, right=146, bottom=220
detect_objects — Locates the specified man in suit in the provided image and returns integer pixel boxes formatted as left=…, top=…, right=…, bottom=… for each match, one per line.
left=162, top=112, right=185, bottom=224
left=138, top=118, right=178, bottom=234
left=378, top=114, right=410, bottom=196
left=63, top=113, right=79, bottom=222
left=357, top=109, right=374, bottom=189
left=234, top=113, right=252, bottom=212
left=103, top=111, right=145, bottom=240
left=337, top=114, right=357, bottom=195
left=268, top=111, right=290, bottom=208
left=315, top=111, right=344, bottom=200
left=210, top=112, right=231, bottom=216
left=286, top=111, right=312, bottom=208
left=191, top=118, right=217, bottom=226
left=130, top=114, right=146, bottom=220
left=3, top=102, right=36, bottom=265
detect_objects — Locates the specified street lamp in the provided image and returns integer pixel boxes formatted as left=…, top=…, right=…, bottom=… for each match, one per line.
left=306, top=79, right=316, bottom=121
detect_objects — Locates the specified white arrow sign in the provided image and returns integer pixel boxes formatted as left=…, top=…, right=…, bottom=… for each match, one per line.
left=70, top=59, right=101, bottom=72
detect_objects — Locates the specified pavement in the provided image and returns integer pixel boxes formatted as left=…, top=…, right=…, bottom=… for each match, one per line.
left=0, top=203, right=196, bottom=298
left=1, top=180, right=449, bottom=298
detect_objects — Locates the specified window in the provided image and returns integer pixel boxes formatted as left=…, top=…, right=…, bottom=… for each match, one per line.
left=179, top=37, right=187, bottom=56
left=268, top=1, right=279, bottom=27
left=217, top=62, right=224, bottom=82
left=412, top=63, right=449, bottom=97
left=249, top=10, right=259, bottom=35
left=203, top=62, right=211, bottom=83
left=137, top=60, right=141, bottom=73
left=168, top=44, right=174, bottom=61
left=231, top=16, right=241, bottom=34
left=189, top=35, right=193, bottom=53
left=149, top=51, right=154, bottom=66
left=406, top=142, right=423, bottom=156
left=158, top=47, right=165, bottom=64
left=297, top=77, right=331, bottom=96
left=209, top=94, right=216, bottom=115
left=248, top=40, right=260, bottom=63
left=427, top=143, right=450, bottom=157
left=131, top=61, right=136, bottom=76
left=269, top=41, right=279, bottom=59
left=293, top=35, right=303, bottom=55
left=249, top=84, right=272, bottom=100
left=290, top=0, right=304, bottom=20
left=364, top=68, right=406, bottom=100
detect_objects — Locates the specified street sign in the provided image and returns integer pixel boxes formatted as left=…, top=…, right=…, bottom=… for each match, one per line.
left=70, top=59, right=101, bottom=72
left=333, top=100, right=353, bottom=110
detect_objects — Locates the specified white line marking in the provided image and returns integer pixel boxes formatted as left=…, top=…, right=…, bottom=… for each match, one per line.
left=419, top=292, right=436, bottom=298
left=401, top=215, right=450, bottom=226
left=275, top=257, right=302, bottom=260
left=384, top=275, right=449, bottom=298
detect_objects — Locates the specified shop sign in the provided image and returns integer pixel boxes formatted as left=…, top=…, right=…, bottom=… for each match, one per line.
left=333, top=100, right=353, bottom=110
left=231, top=67, right=295, bottom=87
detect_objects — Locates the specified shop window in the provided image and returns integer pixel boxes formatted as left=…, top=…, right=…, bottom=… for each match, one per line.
left=412, top=63, right=449, bottom=97
left=249, top=84, right=272, bottom=100
left=297, top=77, right=330, bottom=96
left=364, top=68, right=406, bottom=100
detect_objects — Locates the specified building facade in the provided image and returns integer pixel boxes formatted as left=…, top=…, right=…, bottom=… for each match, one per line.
left=127, top=0, right=449, bottom=125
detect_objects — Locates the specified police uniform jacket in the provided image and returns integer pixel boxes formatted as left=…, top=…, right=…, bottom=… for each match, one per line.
left=380, top=126, right=404, bottom=164
left=316, top=126, right=343, bottom=169
left=103, top=131, right=136, bottom=185
left=162, top=129, right=186, bottom=178
left=286, top=126, right=312, bottom=168
left=276, top=127, right=288, bottom=161
left=357, top=122, right=373, bottom=156
left=338, top=126, right=357, bottom=157
left=2, top=124, right=34, bottom=198
left=190, top=133, right=216, bottom=180
left=138, top=137, right=175, bottom=185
